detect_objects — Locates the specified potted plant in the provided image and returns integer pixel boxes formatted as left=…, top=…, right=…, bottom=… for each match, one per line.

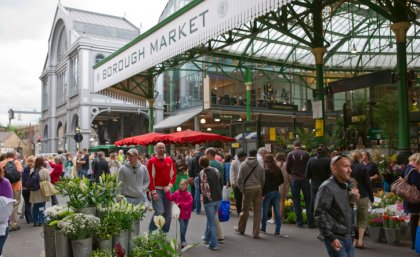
left=95, top=173, right=121, bottom=207
left=45, top=205, right=74, bottom=257
left=383, top=213, right=405, bottom=245
left=130, top=215, right=195, bottom=257
left=96, top=208, right=121, bottom=251
left=56, top=177, right=97, bottom=214
left=106, top=199, right=135, bottom=253
left=57, top=213, right=100, bottom=257
left=367, top=213, right=384, bottom=242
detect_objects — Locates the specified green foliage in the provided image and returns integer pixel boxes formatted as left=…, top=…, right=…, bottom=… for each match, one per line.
left=286, top=211, right=296, bottom=224
left=294, top=127, right=318, bottom=151
left=372, top=94, right=398, bottom=148
left=331, top=116, right=345, bottom=150
left=91, top=249, right=113, bottom=257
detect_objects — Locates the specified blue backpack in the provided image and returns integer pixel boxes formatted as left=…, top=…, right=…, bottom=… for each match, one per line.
left=27, top=170, right=40, bottom=191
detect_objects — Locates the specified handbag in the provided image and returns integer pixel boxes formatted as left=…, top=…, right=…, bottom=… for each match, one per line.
left=40, top=181, right=58, bottom=197
left=222, top=186, right=231, bottom=201
left=391, top=168, right=420, bottom=204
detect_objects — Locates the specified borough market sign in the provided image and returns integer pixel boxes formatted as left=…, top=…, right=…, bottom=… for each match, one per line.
left=93, top=0, right=291, bottom=93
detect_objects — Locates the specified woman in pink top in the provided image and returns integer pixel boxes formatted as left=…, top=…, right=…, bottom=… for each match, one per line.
left=165, top=179, right=193, bottom=248
left=48, top=156, right=63, bottom=206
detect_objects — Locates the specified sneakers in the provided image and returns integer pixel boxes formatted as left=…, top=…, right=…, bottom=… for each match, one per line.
left=260, top=229, right=266, bottom=234
left=207, top=245, right=219, bottom=250
left=181, top=243, right=187, bottom=249
left=217, top=238, right=224, bottom=243
left=275, top=233, right=289, bottom=238
left=268, top=219, right=275, bottom=224
left=201, top=236, right=209, bottom=244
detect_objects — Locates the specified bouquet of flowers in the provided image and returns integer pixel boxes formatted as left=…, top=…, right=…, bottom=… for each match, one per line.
left=44, top=205, right=74, bottom=228
left=57, top=213, right=100, bottom=240
left=367, top=214, right=383, bottom=227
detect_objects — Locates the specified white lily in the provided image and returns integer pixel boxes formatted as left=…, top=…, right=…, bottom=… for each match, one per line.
left=154, top=215, right=165, bottom=230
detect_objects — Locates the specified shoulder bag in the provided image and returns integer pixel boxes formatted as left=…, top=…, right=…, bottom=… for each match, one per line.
left=391, top=168, right=420, bottom=204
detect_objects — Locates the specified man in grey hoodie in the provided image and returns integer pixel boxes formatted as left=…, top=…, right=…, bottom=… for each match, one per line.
left=234, top=149, right=265, bottom=238
left=117, top=148, right=150, bottom=206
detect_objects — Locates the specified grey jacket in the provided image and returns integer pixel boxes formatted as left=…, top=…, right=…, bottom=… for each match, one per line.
left=237, top=157, right=265, bottom=191
left=117, top=161, right=150, bottom=201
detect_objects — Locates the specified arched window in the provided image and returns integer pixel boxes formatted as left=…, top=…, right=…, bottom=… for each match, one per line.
left=57, top=29, right=67, bottom=62
left=95, top=54, right=105, bottom=64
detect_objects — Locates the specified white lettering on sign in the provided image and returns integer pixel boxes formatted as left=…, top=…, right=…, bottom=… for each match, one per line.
left=94, top=0, right=291, bottom=92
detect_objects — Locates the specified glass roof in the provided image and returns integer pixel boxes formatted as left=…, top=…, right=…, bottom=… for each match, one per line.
left=207, top=2, right=420, bottom=71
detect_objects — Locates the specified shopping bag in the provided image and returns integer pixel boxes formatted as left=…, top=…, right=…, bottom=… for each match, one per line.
left=222, top=186, right=231, bottom=201
left=218, top=200, right=230, bottom=222
left=40, top=181, right=58, bottom=197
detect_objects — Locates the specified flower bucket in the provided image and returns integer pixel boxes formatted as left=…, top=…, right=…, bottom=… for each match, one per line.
left=113, top=230, right=129, bottom=253
left=368, top=226, right=384, bottom=243
left=384, top=228, right=401, bottom=245
left=43, top=224, right=56, bottom=257
left=71, top=237, right=93, bottom=257
left=75, top=206, right=97, bottom=216
left=129, top=220, right=141, bottom=252
left=98, top=238, right=113, bottom=251
left=55, top=230, right=72, bottom=257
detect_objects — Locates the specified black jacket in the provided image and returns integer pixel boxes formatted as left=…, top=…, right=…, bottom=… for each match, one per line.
left=305, top=155, right=331, bottom=190
left=314, top=176, right=353, bottom=241
left=350, top=161, right=373, bottom=202
left=188, top=152, right=204, bottom=178
left=286, top=148, right=309, bottom=181
left=92, top=158, right=110, bottom=182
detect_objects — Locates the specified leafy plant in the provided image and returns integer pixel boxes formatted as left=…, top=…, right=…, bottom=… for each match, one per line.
left=372, top=94, right=398, bottom=148
left=56, top=177, right=96, bottom=209
left=91, top=249, right=114, bottom=257
left=368, top=214, right=383, bottom=227
left=96, top=173, right=122, bottom=207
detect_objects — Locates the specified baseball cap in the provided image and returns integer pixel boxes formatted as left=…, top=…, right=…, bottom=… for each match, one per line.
left=126, top=148, right=138, bottom=156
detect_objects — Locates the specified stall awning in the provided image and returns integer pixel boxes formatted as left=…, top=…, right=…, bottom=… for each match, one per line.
left=154, top=107, right=202, bottom=130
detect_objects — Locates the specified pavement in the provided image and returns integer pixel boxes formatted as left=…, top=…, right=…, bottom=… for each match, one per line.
left=3, top=197, right=418, bottom=257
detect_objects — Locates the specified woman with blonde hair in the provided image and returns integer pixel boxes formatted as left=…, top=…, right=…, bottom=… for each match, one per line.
left=109, top=152, right=121, bottom=177
left=275, top=152, right=290, bottom=217
left=21, top=156, right=36, bottom=224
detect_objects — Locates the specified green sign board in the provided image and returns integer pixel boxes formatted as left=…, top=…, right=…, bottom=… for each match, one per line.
left=213, top=113, right=240, bottom=121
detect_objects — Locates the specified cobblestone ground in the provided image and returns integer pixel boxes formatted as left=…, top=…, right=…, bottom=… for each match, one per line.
left=3, top=197, right=416, bottom=257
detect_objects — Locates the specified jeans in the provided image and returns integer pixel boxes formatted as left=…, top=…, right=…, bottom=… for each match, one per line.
left=190, top=183, right=196, bottom=211
left=78, top=169, right=88, bottom=178
left=22, top=189, right=32, bottom=223
left=233, top=186, right=243, bottom=215
left=291, top=179, right=314, bottom=226
left=203, top=201, right=221, bottom=249
left=179, top=219, right=189, bottom=244
left=261, top=191, right=281, bottom=234
left=32, top=202, right=46, bottom=225
left=323, top=238, right=354, bottom=257
left=149, top=189, right=172, bottom=233
left=194, top=177, right=201, bottom=213
left=410, top=213, right=419, bottom=249
left=0, top=227, right=9, bottom=255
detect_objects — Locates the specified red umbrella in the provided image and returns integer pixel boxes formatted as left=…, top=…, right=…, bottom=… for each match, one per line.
left=114, top=132, right=170, bottom=146
left=167, top=129, right=235, bottom=145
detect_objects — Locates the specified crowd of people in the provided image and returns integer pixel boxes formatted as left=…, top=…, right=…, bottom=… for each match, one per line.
left=0, top=141, right=419, bottom=256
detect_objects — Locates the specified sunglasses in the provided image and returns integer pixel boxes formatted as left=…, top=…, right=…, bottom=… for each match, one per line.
left=330, top=154, right=349, bottom=166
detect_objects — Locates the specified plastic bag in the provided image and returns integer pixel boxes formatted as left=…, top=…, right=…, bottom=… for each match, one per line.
left=218, top=200, right=230, bottom=222
left=222, top=186, right=231, bottom=201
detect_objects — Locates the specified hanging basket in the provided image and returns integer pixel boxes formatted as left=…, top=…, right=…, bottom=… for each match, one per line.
left=71, top=237, right=93, bottom=257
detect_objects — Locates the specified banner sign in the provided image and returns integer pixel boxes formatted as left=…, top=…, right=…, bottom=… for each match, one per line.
left=94, top=0, right=291, bottom=93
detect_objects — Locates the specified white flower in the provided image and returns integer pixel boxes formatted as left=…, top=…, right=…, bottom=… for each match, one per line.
left=154, top=215, right=165, bottom=229
left=171, top=204, right=180, bottom=219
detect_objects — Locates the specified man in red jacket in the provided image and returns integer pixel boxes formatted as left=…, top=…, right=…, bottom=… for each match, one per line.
left=147, top=142, right=176, bottom=232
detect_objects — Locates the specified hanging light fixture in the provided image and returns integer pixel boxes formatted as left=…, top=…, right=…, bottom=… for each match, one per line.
left=350, top=43, right=358, bottom=54
left=176, top=126, right=182, bottom=132
left=200, top=117, right=206, bottom=124
left=207, top=127, right=212, bottom=131
left=214, top=118, right=220, bottom=122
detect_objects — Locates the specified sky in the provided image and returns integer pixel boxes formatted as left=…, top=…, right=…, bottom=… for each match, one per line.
left=0, top=0, right=168, bottom=127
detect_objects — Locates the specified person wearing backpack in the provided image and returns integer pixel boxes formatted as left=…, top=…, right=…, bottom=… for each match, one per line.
left=29, top=157, right=51, bottom=226
left=0, top=151, right=23, bottom=232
